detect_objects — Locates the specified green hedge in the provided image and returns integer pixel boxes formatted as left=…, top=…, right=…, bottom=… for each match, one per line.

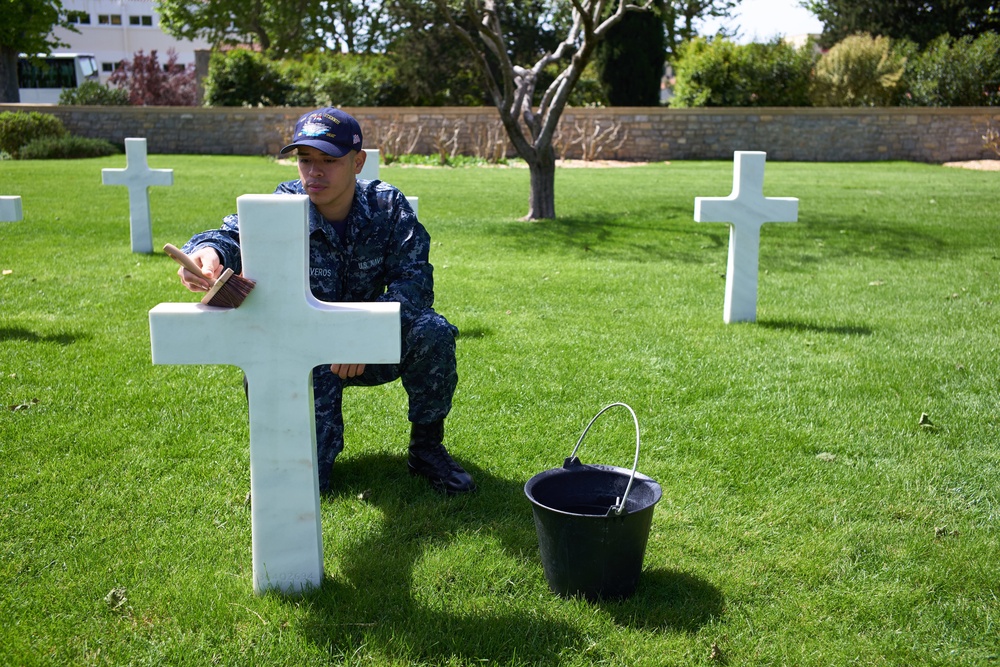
left=59, top=81, right=131, bottom=106
left=903, top=32, right=1000, bottom=106
left=0, top=111, right=68, bottom=158
left=203, top=50, right=292, bottom=107
left=17, top=135, right=120, bottom=159
left=670, top=31, right=1000, bottom=108
left=671, top=37, right=816, bottom=107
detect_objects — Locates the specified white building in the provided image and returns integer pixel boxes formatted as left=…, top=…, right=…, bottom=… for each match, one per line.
left=50, top=0, right=212, bottom=84
left=784, top=33, right=824, bottom=54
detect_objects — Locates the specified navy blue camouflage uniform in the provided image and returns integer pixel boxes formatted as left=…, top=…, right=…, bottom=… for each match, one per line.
left=182, top=178, right=458, bottom=492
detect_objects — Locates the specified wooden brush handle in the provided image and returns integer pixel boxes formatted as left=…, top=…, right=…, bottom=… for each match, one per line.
left=163, top=243, right=209, bottom=280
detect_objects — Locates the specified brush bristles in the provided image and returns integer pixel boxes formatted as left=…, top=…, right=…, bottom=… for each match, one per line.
left=201, top=268, right=256, bottom=308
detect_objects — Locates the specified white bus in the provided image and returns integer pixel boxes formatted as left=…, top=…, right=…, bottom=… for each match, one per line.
left=17, top=53, right=100, bottom=103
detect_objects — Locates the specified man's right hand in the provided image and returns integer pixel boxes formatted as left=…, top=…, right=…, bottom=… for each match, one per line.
left=178, top=247, right=223, bottom=292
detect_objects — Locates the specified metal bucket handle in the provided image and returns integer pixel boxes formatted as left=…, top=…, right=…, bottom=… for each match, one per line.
left=567, top=402, right=641, bottom=516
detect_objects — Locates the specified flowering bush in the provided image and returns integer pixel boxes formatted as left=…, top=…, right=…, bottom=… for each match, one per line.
left=108, top=49, right=198, bottom=106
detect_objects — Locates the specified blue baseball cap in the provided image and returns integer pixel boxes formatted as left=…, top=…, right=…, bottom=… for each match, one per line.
left=280, top=108, right=363, bottom=157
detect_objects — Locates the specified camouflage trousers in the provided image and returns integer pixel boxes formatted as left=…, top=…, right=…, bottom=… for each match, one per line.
left=243, top=310, right=458, bottom=491
left=310, top=309, right=458, bottom=491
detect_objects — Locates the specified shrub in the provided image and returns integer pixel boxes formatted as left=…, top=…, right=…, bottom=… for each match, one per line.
left=59, top=81, right=131, bottom=106
left=203, top=49, right=291, bottom=107
left=274, top=58, right=318, bottom=107
left=902, top=32, right=1000, bottom=106
left=108, top=49, right=198, bottom=106
left=0, top=111, right=68, bottom=158
left=277, top=53, right=408, bottom=108
left=671, top=37, right=816, bottom=107
left=17, top=135, right=120, bottom=159
left=810, top=34, right=908, bottom=107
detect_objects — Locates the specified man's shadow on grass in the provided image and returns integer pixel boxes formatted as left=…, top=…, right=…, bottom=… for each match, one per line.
left=295, top=453, right=723, bottom=663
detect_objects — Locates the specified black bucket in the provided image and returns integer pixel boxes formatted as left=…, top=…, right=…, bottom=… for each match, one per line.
left=524, top=403, right=662, bottom=600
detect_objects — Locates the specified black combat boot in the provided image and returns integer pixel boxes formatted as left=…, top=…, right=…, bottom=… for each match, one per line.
left=408, top=421, right=476, bottom=495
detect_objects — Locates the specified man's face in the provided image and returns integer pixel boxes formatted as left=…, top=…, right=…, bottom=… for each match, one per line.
left=295, top=146, right=365, bottom=220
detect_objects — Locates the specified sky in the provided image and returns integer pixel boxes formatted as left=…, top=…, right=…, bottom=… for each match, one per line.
left=697, top=0, right=825, bottom=44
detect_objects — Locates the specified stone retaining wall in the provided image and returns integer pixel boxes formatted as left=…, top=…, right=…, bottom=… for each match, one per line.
left=2, top=104, right=998, bottom=163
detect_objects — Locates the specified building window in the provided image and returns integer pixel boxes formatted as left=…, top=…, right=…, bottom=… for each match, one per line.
left=98, top=14, right=122, bottom=25
left=129, top=15, right=153, bottom=26
left=67, top=11, right=91, bottom=24
left=101, top=62, right=117, bottom=73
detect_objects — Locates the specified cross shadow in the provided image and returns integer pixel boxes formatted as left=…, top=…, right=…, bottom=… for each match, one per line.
left=299, top=454, right=578, bottom=663
left=294, top=453, right=723, bottom=662
left=0, top=327, right=83, bottom=346
left=454, top=325, right=494, bottom=340
left=755, top=318, right=873, bottom=336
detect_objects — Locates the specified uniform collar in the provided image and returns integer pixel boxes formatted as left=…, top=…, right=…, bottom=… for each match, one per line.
left=305, top=180, right=367, bottom=244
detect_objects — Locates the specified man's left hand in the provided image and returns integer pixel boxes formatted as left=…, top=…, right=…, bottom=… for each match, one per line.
left=330, top=363, right=366, bottom=379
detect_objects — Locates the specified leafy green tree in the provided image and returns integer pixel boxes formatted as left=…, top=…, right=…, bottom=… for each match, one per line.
left=902, top=31, right=1000, bottom=106
left=594, top=1, right=751, bottom=108
left=0, top=0, right=76, bottom=102
left=662, top=0, right=741, bottom=59
left=382, top=0, right=494, bottom=105
left=327, top=0, right=396, bottom=54
left=596, top=1, right=666, bottom=105
left=671, top=36, right=816, bottom=107
left=804, top=0, right=1000, bottom=48
left=387, top=0, right=577, bottom=107
left=156, top=0, right=324, bottom=58
left=810, top=33, right=908, bottom=106
left=155, top=0, right=397, bottom=58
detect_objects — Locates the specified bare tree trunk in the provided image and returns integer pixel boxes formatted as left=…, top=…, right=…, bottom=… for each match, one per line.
left=434, top=0, right=650, bottom=220
left=0, top=48, right=21, bottom=104
left=526, top=145, right=556, bottom=220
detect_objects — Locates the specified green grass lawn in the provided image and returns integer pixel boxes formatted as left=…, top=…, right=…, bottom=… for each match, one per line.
left=1, top=154, right=997, bottom=666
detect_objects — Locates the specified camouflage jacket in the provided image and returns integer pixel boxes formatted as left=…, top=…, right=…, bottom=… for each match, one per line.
left=183, top=179, right=434, bottom=329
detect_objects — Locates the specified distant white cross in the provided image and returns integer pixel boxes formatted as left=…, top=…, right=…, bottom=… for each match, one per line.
left=0, top=196, right=22, bottom=222
left=357, top=149, right=418, bottom=216
left=102, top=138, right=173, bottom=254
left=694, top=151, right=799, bottom=323
left=149, top=194, right=401, bottom=594
left=358, top=148, right=381, bottom=181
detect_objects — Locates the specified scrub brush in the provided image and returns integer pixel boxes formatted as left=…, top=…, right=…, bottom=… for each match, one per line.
left=163, top=243, right=256, bottom=308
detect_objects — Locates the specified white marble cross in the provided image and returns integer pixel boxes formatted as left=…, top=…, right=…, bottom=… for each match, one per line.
left=358, top=149, right=418, bottom=216
left=358, top=148, right=381, bottom=181
left=148, top=194, right=401, bottom=594
left=102, top=138, right=174, bottom=254
left=694, top=151, right=799, bottom=323
left=0, top=196, right=22, bottom=222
